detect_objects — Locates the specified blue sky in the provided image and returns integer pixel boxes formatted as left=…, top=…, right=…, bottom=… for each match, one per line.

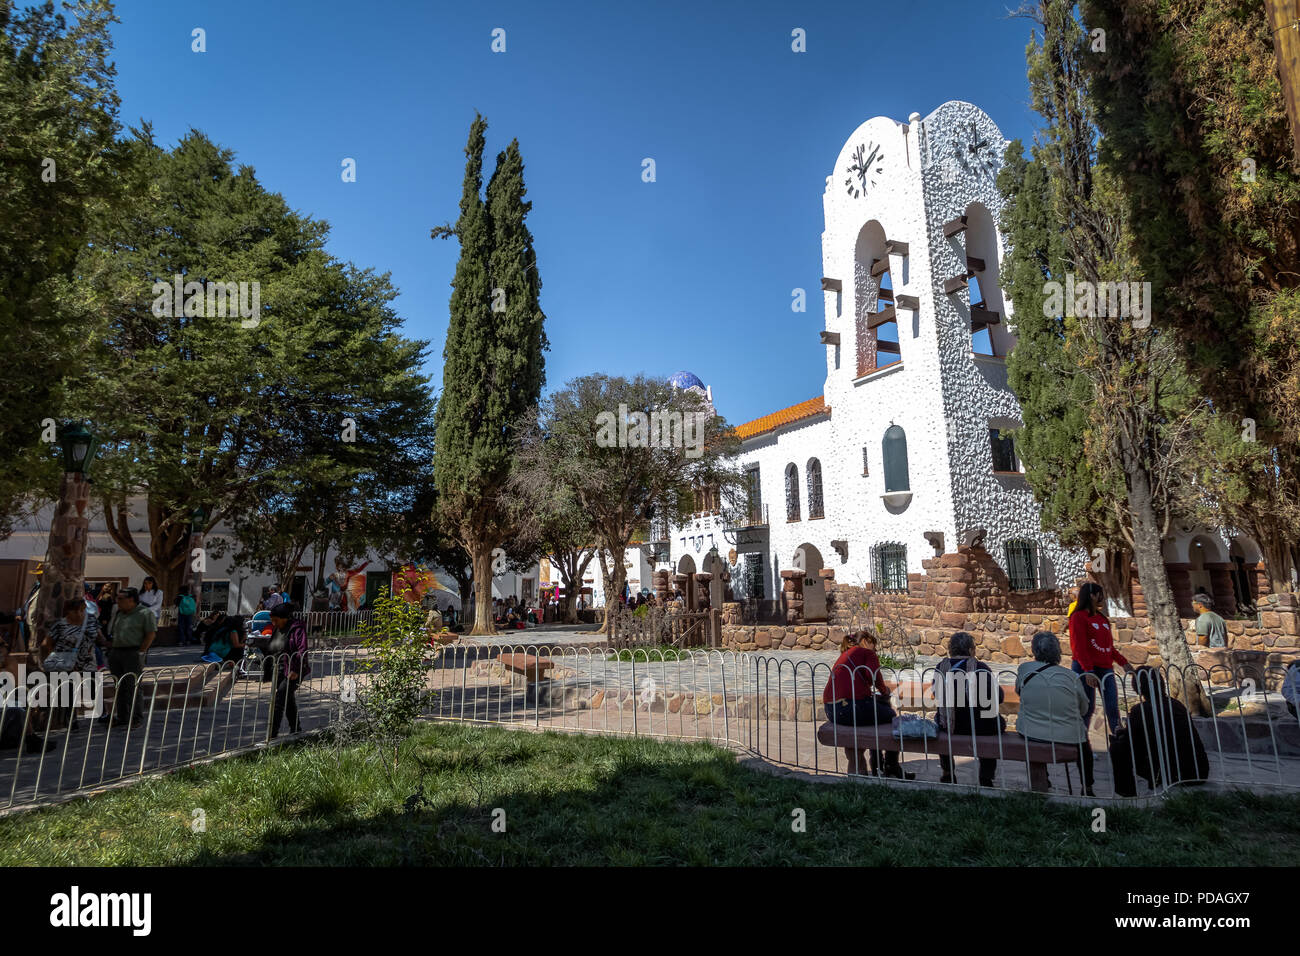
left=106, top=0, right=1042, bottom=425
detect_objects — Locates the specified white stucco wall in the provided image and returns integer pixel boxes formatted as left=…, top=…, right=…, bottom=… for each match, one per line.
left=666, top=101, right=1089, bottom=598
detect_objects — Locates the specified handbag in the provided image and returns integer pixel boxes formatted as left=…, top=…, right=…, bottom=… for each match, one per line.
left=43, top=622, right=90, bottom=672
left=892, top=713, right=938, bottom=738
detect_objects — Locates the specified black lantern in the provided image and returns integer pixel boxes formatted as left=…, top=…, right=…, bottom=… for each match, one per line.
left=59, top=422, right=99, bottom=476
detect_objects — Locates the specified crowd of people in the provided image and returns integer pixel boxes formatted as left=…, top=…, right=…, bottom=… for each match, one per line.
left=818, top=581, right=1268, bottom=796
left=1, top=576, right=316, bottom=740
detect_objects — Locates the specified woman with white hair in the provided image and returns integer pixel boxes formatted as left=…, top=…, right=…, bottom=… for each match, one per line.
left=1016, top=631, right=1094, bottom=795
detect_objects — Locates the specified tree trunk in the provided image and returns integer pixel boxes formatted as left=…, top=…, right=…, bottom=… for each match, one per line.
left=597, top=550, right=613, bottom=634
left=1253, top=520, right=1293, bottom=595
left=1125, top=464, right=1211, bottom=716
left=468, top=541, right=495, bottom=636
left=607, top=554, right=628, bottom=636
left=555, top=548, right=594, bottom=624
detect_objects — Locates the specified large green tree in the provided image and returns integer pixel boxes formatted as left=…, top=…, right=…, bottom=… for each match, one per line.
left=67, top=129, right=433, bottom=601
left=431, top=115, right=548, bottom=634
left=512, top=374, right=743, bottom=632
left=0, top=0, right=121, bottom=537
left=1003, top=0, right=1208, bottom=710
left=1082, top=0, right=1300, bottom=590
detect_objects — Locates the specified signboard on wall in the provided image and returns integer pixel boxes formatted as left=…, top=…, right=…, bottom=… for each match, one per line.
left=735, top=529, right=766, bottom=553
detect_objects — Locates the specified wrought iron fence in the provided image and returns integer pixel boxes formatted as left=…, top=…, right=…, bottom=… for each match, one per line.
left=3, top=633, right=1297, bottom=813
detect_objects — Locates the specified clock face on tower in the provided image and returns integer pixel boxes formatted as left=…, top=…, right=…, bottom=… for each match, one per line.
left=951, top=119, right=996, bottom=177
left=844, top=141, right=884, bottom=198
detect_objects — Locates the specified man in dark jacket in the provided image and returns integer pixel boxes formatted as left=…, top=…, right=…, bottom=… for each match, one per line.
left=1111, top=666, right=1210, bottom=796
left=932, top=631, right=1005, bottom=787
left=267, top=604, right=310, bottom=739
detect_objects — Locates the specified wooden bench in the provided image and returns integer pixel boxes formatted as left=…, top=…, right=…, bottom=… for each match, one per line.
left=498, top=653, right=555, bottom=702
left=816, top=721, right=1080, bottom=791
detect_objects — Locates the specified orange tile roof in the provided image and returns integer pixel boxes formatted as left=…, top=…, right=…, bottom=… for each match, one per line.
left=735, top=395, right=829, bottom=440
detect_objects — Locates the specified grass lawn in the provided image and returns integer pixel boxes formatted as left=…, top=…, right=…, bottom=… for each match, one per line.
left=2, top=722, right=1298, bottom=866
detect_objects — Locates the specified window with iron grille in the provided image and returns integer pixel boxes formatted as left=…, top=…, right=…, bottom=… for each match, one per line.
left=862, top=446, right=869, bottom=476
left=871, top=542, right=908, bottom=592
left=745, top=466, right=762, bottom=525
left=744, top=553, right=765, bottom=600
left=990, top=428, right=1018, bottom=472
left=1004, top=539, right=1038, bottom=591
left=807, top=458, right=824, bottom=518
left=785, top=463, right=800, bottom=521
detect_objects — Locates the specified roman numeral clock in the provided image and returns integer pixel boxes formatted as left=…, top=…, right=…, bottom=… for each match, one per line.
left=951, top=119, right=995, bottom=178
left=843, top=140, right=884, bottom=198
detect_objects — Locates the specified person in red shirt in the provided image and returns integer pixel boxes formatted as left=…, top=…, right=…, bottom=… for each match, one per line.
left=1067, top=581, right=1135, bottom=736
left=822, top=630, right=908, bottom=778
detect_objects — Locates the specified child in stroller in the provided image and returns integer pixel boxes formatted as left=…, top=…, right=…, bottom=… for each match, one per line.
left=241, top=611, right=275, bottom=680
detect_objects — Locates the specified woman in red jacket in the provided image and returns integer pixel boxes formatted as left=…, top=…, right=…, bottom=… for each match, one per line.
left=1068, top=582, right=1135, bottom=736
left=822, top=630, right=907, bottom=778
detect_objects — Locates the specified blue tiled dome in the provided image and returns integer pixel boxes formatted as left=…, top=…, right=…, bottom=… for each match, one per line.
left=668, top=371, right=705, bottom=390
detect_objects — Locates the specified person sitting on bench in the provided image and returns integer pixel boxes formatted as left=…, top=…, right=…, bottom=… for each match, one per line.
left=1111, top=666, right=1209, bottom=797
left=933, top=631, right=1004, bottom=787
left=1016, top=631, right=1093, bottom=795
left=822, top=630, right=908, bottom=778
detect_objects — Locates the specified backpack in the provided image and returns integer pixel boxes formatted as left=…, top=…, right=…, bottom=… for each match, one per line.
left=179, top=595, right=197, bottom=616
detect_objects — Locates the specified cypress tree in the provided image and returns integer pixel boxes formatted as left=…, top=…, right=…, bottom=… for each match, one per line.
left=1000, top=141, right=1134, bottom=604
left=432, top=116, right=547, bottom=632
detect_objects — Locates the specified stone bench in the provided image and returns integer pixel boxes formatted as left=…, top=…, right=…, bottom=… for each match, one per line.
left=497, top=653, right=555, bottom=703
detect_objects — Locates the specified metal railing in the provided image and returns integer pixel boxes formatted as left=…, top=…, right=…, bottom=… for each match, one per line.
left=422, top=645, right=1300, bottom=801
left=4, top=635, right=1297, bottom=813
left=294, top=609, right=374, bottom=642
left=0, top=645, right=363, bottom=812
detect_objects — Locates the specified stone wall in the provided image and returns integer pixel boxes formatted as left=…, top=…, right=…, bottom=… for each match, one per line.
left=722, top=544, right=1300, bottom=683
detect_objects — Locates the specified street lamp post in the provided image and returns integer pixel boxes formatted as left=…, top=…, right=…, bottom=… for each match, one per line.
left=33, top=423, right=100, bottom=654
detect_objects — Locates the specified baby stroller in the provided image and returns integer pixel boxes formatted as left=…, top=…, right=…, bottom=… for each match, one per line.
left=238, top=611, right=273, bottom=681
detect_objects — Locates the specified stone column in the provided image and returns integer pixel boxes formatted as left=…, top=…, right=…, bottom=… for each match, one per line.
left=1165, top=563, right=1194, bottom=618
left=1205, top=562, right=1237, bottom=616
left=1253, top=562, right=1272, bottom=599
left=781, top=569, right=803, bottom=624
left=653, top=569, right=670, bottom=606
left=34, top=472, right=91, bottom=652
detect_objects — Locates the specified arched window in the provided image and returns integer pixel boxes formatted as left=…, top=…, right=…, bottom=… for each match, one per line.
left=964, top=203, right=1003, bottom=356
left=785, top=463, right=800, bottom=522
left=882, top=425, right=910, bottom=493
left=807, top=458, right=824, bottom=519
left=854, top=221, right=899, bottom=376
